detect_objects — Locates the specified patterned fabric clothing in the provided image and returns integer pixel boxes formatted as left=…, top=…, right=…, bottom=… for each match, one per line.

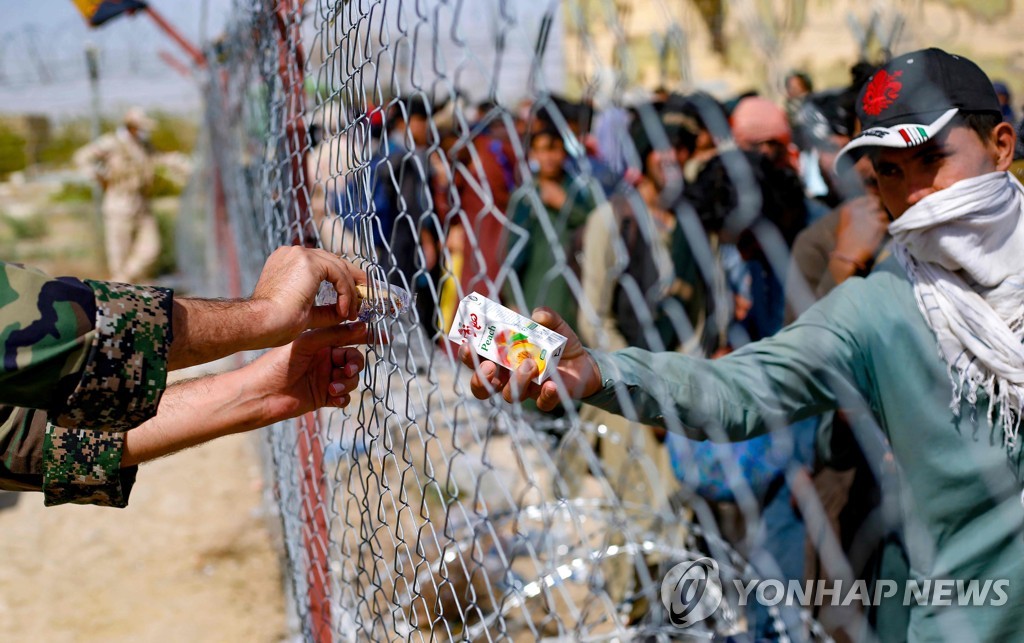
left=583, top=256, right=1024, bottom=642
left=0, top=263, right=172, bottom=506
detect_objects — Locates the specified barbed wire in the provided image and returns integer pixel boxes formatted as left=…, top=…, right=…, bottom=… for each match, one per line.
left=184, top=0, right=968, bottom=641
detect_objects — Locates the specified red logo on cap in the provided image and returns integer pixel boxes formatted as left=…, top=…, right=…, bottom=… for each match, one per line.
left=861, top=70, right=903, bottom=116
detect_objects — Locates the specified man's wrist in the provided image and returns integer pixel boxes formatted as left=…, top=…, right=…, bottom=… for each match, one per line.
left=244, top=296, right=280, bottom=349
left=581, top=349, right=613, bottom=399
left=170, top=297, right=268, bottom=369
left=212, top=366, right=268, bottom=434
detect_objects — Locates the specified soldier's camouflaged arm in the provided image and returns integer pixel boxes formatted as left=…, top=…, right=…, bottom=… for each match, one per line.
left=0, top=264, right=172, bottom=508
left=0, top=405, right=137, bottom=507
left=0, top=263, right=173, bottom=430
left=57, top=279, right=173, bottom=429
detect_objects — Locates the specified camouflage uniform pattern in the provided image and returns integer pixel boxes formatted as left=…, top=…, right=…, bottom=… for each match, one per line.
left=0, top=263, right=173, bottom=506
left=1, top=264, right=98, bottom=411
left=55, top=279, right=172, bottom=429
left=44, top=424, right=136, bottom=507
left=0, top=406, right=47, bottom=491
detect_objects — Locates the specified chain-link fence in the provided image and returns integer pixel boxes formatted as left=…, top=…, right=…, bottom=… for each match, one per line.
left=182, top=1, right=931, bottom=641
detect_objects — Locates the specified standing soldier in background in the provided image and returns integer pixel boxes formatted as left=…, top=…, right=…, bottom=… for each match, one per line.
left=74, top=107, right=161, bottom=283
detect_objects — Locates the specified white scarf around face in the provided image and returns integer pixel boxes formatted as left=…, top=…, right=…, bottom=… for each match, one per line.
left=889, top=171, right=1024, bottom=447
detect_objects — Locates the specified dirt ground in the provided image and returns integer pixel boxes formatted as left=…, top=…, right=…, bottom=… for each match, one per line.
left=0, top=176, right=288, bottom=642
left=0, top=430, right=288, bottom=642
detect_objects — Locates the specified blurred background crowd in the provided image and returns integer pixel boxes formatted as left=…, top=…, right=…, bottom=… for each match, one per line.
left=303, top=55, right=1024, bottom=639
left=6, top=1, right=1024, bottom=640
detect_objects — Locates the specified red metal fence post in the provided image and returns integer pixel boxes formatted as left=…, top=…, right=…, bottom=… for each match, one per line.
left=143, top=5, right=208, bottom=68
left=212, top=164, right=243, bottom=299
left=275, top=2, right=332, bottom=641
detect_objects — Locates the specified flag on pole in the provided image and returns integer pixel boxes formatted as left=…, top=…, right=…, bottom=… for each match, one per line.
left=71, top=0, right=148, bottom=27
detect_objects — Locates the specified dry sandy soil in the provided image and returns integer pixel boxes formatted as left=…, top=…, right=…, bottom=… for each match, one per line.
left=0, top=430, right=287, bottom=642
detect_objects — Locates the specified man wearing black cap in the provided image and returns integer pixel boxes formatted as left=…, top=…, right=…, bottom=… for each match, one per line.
left=461, top=48, right=1023, bottom=641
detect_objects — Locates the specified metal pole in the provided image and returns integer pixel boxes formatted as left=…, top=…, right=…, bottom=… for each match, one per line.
left=199, top=0, right=210, bottom=46
left=157, top=50, right=192, bottom=78
left=85, top=43, right=107, bottom=271
left=142, top=5, right=207, bottom=68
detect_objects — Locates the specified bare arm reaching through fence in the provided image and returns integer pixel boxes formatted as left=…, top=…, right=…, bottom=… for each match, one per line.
left=123, top=324, right=368, bottom=466
left=0, top=322, right=370, bottom=505
left=168, top=247, right=368, bottom=370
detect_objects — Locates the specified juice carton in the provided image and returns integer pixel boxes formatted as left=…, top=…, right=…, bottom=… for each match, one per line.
left=448, top=293, right=567, bottom=384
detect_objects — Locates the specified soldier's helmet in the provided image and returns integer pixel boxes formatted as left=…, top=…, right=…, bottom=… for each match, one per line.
left=123, top=107, right=156, bottom=132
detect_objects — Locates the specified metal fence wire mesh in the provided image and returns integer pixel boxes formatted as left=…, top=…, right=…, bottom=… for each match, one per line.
left=188, top=1, right=924, bottom=641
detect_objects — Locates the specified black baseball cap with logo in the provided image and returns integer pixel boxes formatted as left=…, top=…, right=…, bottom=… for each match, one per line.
left=835, top=48, right=1001, bottom=167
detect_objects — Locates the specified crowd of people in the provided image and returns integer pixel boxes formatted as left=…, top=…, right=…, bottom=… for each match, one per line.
left=452, top=48, right=1024, bottom=642
left=315, top=56, right=1023, bottom=366
left=307, top=52, right=940, bottom=639
left=5, top=38, right=1024, bottom=641
left=307, top=47, right=1024, bottom=640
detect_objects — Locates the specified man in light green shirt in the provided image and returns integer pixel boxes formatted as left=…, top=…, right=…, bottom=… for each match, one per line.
left=460, top=49, right=1024, bottom=641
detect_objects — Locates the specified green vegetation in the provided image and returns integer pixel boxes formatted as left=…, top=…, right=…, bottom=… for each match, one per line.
left=37, top=119, right=98, bottom=167
left=16, top=113, right=199, bottom=172
left=53, top=164, right=185, bottom=205
left=0, top=211, right=48, bottom=241
left=421, top=479, right=463, bottom=511
left=51, top=182, right=95, bottom=203
left=153, top=204, right=178, bottom=276
left=151, top=166, right=185, bottom=198
left=0, top=124, right=27, bottom=177
left=149, top=112, right=199, bottom=154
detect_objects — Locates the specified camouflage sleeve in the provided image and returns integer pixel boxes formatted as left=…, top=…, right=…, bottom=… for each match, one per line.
left=0, top=263, right=173, bottom=431
left=0, top=405, right=137, bottom=507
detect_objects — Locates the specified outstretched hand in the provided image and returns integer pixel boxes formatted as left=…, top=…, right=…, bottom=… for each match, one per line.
left=458, top=307, right=603, bottom=412
left=246, top=322, right=370, bottom=422
left=251, top=246, right=368, bottom=346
